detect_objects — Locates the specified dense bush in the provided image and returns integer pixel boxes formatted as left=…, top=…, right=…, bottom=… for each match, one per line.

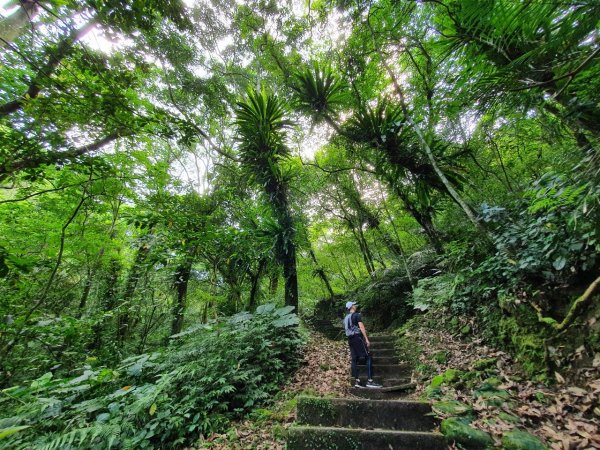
left=453, top=174, right=599, bottom=310
left=0, top=305, right=303, bottom=449
left=400, top=174, right=600, bottom=375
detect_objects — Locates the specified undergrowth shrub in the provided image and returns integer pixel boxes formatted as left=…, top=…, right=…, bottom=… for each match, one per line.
left=407, top=174, right=599, bottom=376
left=0, top=304, right=303, bottom=449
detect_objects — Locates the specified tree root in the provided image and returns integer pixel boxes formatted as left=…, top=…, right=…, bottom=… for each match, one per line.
left=531, top=275, right=600, bottom=332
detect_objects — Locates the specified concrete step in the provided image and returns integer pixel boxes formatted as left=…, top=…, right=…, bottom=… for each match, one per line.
left=296, top=397, right=437, bottom=431
left=369, top=348, right=395, bottom=357
left=287, top=426, right=446, bottom=450
left=354, top=363, right=410, bottom=375
left=369, top=335, right=395, bottom=343
left=350, top=382, right=417, bottom=400
left=369, top=343, right=395, bottom=351
left=371, top=356, right=399, bottom=365
left=350, top=376, right=411, bottom=387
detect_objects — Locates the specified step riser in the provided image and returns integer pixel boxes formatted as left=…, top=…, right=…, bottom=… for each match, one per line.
left=351, top=369, right=412, bottom=379
left=297, top=398, right=437, bottom=431
left=351, top=389, right=414, bottom=400
left=371, top=357, right=399, bottom=364
left=369, top=345, right=395, bottom=351
left=351, top=376, right=411, bottom=385
left=287, top=427, right=446, bottom=450
left=353, top=363, right=410, bottom=373
left=369, top=337, right=396, bottom=343
left=369, top=349, right=396, bottom=357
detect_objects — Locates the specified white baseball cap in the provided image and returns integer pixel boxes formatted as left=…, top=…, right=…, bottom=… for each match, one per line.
left=345, top=301, right=357, bottom=310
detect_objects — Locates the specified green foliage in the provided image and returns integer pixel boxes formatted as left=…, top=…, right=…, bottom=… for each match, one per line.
left=291, top=63, right=348, bottom=122
left=410, top=274, right=456, bottom=312
left=235, top=87, right=293, bottom=184
left=0, top=305, right=303, bottom=449
left=454, top=173, right=599, bottom=310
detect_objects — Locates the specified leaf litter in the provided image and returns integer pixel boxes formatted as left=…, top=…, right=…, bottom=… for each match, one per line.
left=403, top=318, right=599, bottom=449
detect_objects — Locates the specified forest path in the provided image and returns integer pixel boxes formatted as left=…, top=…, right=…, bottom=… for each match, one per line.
left=286, top=334, right=446, bottom=449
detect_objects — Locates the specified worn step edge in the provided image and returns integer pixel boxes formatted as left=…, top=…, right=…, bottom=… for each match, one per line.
left=296, top=397, right=437, bottom=431
left=350, top=382, right=416, bottom=394
left=368, top=336, right=395, bottom=342
left=287, top=426, right=446, bottom=450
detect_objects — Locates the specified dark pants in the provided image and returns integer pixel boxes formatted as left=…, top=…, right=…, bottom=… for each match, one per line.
left=349, top=335, right=373, bottom=380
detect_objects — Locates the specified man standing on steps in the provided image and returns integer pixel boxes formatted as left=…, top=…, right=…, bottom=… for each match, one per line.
left=344, top=301, right=382, bottom=388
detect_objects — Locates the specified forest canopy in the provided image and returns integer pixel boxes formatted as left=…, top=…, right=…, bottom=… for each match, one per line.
left=0, top=0, right=599, bottom=448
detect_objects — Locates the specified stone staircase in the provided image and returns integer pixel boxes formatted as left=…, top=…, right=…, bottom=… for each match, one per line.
left=287, top=334, right=446, bottom=449
left=310, top=318, right=344, bottom=340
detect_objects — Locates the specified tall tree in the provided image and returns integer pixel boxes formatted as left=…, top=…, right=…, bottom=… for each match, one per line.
left=235, top=88, right=299, bottom=309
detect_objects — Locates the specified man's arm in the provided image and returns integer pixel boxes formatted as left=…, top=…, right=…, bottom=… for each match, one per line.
left=358, top=322, right=370, bottom=347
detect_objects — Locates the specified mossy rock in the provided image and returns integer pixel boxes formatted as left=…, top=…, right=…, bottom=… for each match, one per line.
left=474, top=388, right=511, bottom=407
left=472, top=357, right=497, bottom=371
left=425, top=385, right=443, bottom=399
left=474, top=388, right=510, bottom=400
left=441, top=418, right=494, bottom=449
left=443, top=368, right=462, bottom=383
left=430, top=368, right=463, bottom=389
left=434, top=351, right=449, bottom=364
left=498, top=412, right=521, bottom=424
left=482, top=377, right=502, bottom=389
left=432, top=400, right=474, bottom=416
left=502, top=430, right=548, bottom=450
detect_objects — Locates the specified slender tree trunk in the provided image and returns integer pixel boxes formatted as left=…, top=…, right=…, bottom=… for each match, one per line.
left=393, top=187, right=443, bottom=254
left=269, top=271, right=279, bottom=295
left=308, top=247, right=335, bottom=303
left=358, top=226, right=376, bottom=274
left=248, top=258, right=266, bottom=310
left=117, top=241, right=151, bottom=344
left=90, top=258, right=121, bottom=350
left=379, top=192, right=415, bottom=288
left=78, top=267, right=93, bottom=311
left=282, top=244, right=299, bottom=309
left=171, top=251, right=195, bottom=336
left=273, top=188, right=298, bottom=309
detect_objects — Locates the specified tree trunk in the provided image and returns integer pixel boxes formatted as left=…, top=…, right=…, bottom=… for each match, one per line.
left=282, top=244, right=298, bottom=309
left=379, top=192, right=415, bottom=288
left=117, top=241, right=151, bottom=343
left=90, top=258, right=121, bottom=350
left=272, top=186, right=299, bottom=310
left=392, top=186, right=444, bottom=254
left=170, top=250, right=195, bottom=336
left=269, top=271, right=279, bottom=295
left=354, top=226, right=376, bottom=276
left=78, top=268, right=93, bottom=312
left=308, top=247, right=335, bottom=303
left=248, top=258, right=267, bottom=310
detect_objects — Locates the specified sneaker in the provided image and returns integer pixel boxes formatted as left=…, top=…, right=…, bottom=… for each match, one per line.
left=366, top=379, right=383, bottom=388
left=353, top=379, right=364, bottom=388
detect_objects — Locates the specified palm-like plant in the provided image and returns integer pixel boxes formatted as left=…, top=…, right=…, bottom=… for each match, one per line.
left=235, top=88, right=293, bottom=188
left=234, top=88, right=298, bottom=309
left=345, top=99, right=404, bottom=147
left=346, top=99, right=454, bottom=191
left=434, top=0, right=600, bottom=138
left=291, top=63, right=348, bottom=127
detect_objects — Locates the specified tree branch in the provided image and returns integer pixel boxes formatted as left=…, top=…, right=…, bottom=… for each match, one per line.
left=0, top=20, right=95, bottom=116
left=0, top=132, right=122, bottom=181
